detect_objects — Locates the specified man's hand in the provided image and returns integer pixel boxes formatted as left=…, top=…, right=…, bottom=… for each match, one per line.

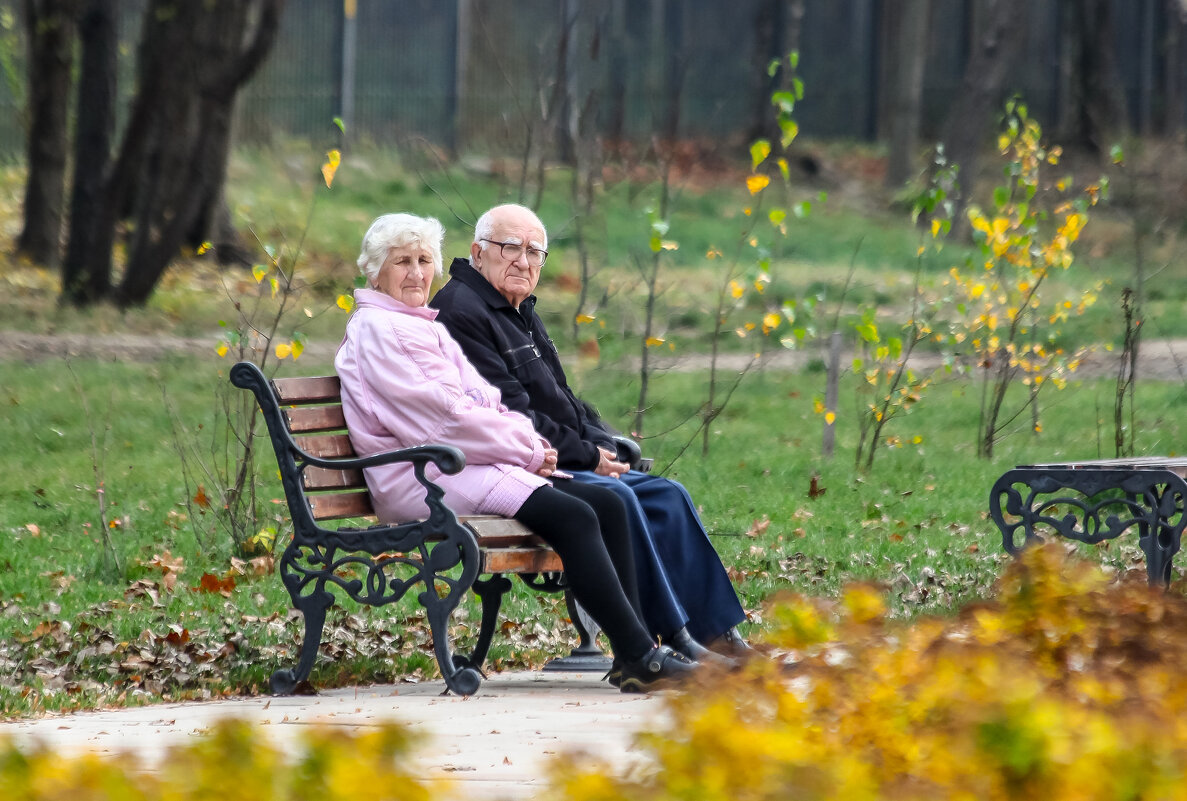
left=536, top=447, right=559, bottom=477
left=595, top=447, right=629, bottom=479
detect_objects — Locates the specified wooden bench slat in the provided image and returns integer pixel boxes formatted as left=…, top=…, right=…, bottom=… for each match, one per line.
left=310, top=491, right=374, bottom=520
left=1023, top=457, right=1187, bottom=479
left=304, top=466, right=365, bottom=491
left=481, top=547, right=563, bottom=574
left=295, top=433, right=356, bottom=458
left=285, top=405, right=347, bottom=433
left=273, top=375, right=342, bottom=404
left=461, top=516, right=548, bottom=548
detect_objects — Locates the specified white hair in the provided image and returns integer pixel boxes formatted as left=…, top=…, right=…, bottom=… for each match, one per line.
left=472, top=204, right=548, bottom=252
left=357, top=213, right=445, bottom=284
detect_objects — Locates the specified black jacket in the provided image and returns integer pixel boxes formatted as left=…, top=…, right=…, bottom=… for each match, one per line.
left=430, top=258, right=616, bottom=470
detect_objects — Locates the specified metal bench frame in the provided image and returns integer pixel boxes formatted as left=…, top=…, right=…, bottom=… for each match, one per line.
left=990, top=457, right=1187, bottom=586
left=231, top=361, right=605, bottom=696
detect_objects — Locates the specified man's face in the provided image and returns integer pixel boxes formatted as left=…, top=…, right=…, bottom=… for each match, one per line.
left=471, top=209, right=546, bottom=308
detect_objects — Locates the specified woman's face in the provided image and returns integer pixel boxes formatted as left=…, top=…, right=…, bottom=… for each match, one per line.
left=374, top=243, right=435, bottom=307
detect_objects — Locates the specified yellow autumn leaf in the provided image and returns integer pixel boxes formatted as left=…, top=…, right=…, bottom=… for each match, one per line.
left=321, top=148, right=341, bottom=188
left=750, top=139, right=771, bottom=168
left=269, top=276, right=280, bottom=298
left=275, top=342, right=292, bottom=359
left=575, top=313, right=596, bottom=324
left=645, top=337, right=665, bottom=347
left=216, top=342, right=229, bottom=358
left=930, top=218, right=942, bottom=237
left=746, top=174, right=770, bottom=195
left=814, top=399, right=825, bottom=414
left=291, top=339, right=304, bottom=360
left=336, top=293, right=354, bottom=312
left=762, top=312, right=781, bottom=333
left=824, top=411, right=836, bottom=425
left=730, top=281, right=744, bottom=299
left=252, top=263, right=268, bottom=283
left=197, top=241, right=212, bottom=255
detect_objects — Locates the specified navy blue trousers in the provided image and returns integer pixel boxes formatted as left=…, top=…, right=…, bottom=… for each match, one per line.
left=569, top=470, right=746, bottom=643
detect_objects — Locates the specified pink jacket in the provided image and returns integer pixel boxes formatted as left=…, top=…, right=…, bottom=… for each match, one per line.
left=335, top=288, right=550, bottom=522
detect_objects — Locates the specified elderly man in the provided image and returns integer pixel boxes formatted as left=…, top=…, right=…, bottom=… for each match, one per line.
left=430, top=203, right=750, bottom=658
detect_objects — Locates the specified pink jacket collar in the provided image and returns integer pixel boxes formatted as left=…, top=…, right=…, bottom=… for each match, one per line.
left=353, top=287, right=439, bottom=320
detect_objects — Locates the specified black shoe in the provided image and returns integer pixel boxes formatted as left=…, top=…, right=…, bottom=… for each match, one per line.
left=708, top=626, right=755, bottom=658
left=603, top=659, right=623, bottom=688
left=668, top=626, right=738, bottom=668
left=619, top=644, right=699, bottom=693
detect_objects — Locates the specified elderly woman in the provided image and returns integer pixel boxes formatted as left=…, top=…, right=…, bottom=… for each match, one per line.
left=334, top=213, right=698, bottom=692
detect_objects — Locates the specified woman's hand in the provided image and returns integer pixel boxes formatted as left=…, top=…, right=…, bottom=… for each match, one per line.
left=595, top=447, right=629, bottom=479
left=536, top=447, right=559, bottom=477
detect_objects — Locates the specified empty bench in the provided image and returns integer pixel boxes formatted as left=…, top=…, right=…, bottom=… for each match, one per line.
left=990, top=457, right=1187, bottom=586
left=230, top=361, right=606, bottom=695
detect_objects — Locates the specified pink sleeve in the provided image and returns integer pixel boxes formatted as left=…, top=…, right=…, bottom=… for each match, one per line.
left=347, top=313, right=545, bottom=472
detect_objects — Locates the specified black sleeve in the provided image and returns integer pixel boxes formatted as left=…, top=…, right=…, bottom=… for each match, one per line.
left=441, top=307, right=603, bottom=470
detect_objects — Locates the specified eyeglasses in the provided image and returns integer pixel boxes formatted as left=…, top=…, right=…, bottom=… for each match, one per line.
left=481, top=238, right=548, bottom=267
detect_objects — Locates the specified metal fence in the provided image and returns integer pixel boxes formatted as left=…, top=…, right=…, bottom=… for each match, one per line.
left=0, top=0, right=1181, bottom=160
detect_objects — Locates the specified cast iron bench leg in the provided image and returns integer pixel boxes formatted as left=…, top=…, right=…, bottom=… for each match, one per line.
left=271, top=582, right=333, bottom=695
left=457, top=574, right=513, bottom=673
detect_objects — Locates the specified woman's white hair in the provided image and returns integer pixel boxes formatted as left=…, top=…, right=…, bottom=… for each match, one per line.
left=357, top=213, right=445, bottom=285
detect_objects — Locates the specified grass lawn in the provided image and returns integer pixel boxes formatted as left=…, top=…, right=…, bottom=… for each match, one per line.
left=3, top=141, right=1187, bottom=716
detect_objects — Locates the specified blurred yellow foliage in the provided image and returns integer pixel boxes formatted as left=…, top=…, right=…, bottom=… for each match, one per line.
left=0, top=720, right=435, bottom=801
left=554, top=545, right=1187, bottom=800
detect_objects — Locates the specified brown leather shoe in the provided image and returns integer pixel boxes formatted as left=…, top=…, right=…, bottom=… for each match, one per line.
left=669, top=626, right=737, bottom=668
left=708, top=626, right=754, bottom=658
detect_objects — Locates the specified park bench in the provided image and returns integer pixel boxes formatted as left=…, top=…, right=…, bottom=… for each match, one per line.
left=990, top=456, right=1187, bottom=587
left=230, top=361, right=614, bottom=696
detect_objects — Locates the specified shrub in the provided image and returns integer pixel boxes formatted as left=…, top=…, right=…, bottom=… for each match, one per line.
left=553, top=545, right=1187, bottom=800
left=0, top=720, right=434, bottom=801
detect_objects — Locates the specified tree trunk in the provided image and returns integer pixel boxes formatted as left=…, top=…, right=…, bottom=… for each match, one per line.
left=108, top=0, right=284, bottom=307
left=658, top=0, right=685, bottom=144
left=16, top=0, right=76, bottom=269
left=61, top=0, right=118, bottom=305
left=938, top=0, right=1028, bottom=225
left=1163, top=0, right=1184, bottom=135
left=748, top=0, right=788, bottom=143
left=884, top=0, right=932, bottom=188
left=1055, top=0, right=1131, bottom=152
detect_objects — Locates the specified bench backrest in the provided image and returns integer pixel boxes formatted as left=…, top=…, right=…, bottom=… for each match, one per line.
left=233, top=361, right=556, bottom=562
left=269, top=374, right=376, bottom=521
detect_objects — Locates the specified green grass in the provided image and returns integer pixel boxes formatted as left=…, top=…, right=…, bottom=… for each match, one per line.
left=4, top=140, right=1187, bottom=716
left=4, top=344, right=1187, bottom=715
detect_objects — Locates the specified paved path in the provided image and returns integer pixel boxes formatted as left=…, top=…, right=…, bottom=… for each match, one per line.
left=0, top=671, right=665, bottom=800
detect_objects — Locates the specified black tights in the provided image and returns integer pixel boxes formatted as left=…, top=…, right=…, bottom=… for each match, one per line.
left=515, top=481, right=654, bottom=662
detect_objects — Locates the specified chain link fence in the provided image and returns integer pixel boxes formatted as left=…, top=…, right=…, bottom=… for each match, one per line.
left=0, top=0, right=1181, bottom=160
